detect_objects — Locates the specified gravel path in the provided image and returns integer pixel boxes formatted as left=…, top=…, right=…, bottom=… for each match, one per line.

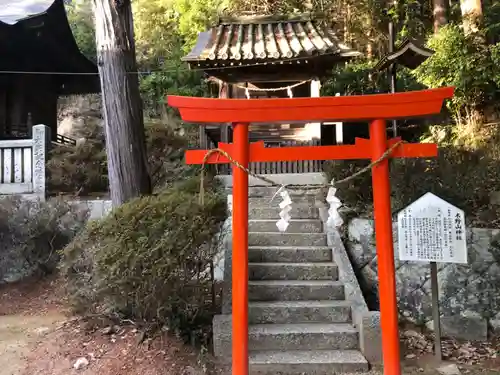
left=0, top=313, right=66, bottom=375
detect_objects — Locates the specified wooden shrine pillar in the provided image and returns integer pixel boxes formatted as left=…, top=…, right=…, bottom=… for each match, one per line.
left=219, top=80, right=231, bottom=174
left=7, top=76, right=27, bottom=136
left=0, top=89, right=6, bottom=137
left=199, top=127, right=208, bottom=149
left=219, top=80, right=231, bottom=144
left=27, top=75, right=58, bottom=141
left=307, top=78, right=322, bottom=140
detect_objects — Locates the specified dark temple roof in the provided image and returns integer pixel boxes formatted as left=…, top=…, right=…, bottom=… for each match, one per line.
left=184, top=14, right=361, bottom=66
left=373, top=38, right=434, bottom=72
left=0, top=0, right=99, bottom=95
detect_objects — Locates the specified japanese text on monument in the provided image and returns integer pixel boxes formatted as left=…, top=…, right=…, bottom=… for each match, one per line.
left=397, top=193, right=467, bottom=264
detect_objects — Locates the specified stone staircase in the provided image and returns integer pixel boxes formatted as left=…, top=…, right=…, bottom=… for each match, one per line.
left=214, top=186, right=369, bottom=374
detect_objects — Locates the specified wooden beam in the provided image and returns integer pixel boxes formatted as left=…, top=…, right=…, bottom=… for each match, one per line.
left=185, top=138, right=437, bottom=164
left=214, top=71, right=318, bottom=83
left=190, top=56, right=345, bottom=83
left=168, top=87, right=455, bottom=124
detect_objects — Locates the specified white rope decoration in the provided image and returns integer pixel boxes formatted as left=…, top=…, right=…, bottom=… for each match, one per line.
left=272, top=186, right=293, bottom=232
left=326, top=179, right=344, bottom=228
left=198, top=143, right=405, bottom=231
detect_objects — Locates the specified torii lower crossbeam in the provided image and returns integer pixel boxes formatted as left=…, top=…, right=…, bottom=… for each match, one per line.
left=167, top=87, right=455, bottom=375
left=185, top=137, right=437, bottom=164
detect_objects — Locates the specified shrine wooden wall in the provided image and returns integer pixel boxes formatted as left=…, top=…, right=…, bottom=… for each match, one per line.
left=0, top=75, right=58, bottom=140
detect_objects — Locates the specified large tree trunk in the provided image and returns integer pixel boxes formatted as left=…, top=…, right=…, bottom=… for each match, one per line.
left=460, top=0, right=483, bottom=34
left=433, top=0, right=448, bottom=33
left=93, top=0, right=152, bottom=207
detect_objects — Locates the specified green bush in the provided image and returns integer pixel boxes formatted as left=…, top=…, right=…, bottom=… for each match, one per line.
left=0, top=197, right=88, bottom=283
left=321, top=58, right=424, bottom=97
left=47, top=119, right=108, bottom=195
left=412, top=25, right=500, bottom=115
left=324, top=142, right=500, bottom=227
left=60, top=176, right=227, bottom=344
left=144, top=117, right=199, bottom=188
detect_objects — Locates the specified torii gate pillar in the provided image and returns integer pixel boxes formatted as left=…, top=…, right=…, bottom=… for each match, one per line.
left=167, top=87, right=455, bottom=375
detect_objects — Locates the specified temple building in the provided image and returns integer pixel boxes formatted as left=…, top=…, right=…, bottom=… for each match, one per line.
left=183, top=13, right=362, bottom=173
left=0, top=0, right=100, bottom=141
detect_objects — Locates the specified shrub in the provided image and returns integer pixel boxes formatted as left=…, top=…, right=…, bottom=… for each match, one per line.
left=321, top=58, right=423, bottom=97
left=0, top=197, right=88, bottom=284
left=60, top=175, right=227, bottom=344
left=324, top=135, right=500, bottom=227
left=144, top=117, right=199, bottom=188
left=47, top=118, right=108, bottom=195
left=47, top=115, right=194, bottom=194
left=412, top=25, right=500, bottom=116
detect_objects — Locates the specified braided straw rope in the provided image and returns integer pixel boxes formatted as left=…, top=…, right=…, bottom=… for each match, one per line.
left=233, top=80, right=310, bottom=93
left=198, top=141, right=405, bottom=204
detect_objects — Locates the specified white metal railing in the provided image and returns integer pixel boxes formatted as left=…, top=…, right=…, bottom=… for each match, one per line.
left=0, top=125, right=50, bottom=198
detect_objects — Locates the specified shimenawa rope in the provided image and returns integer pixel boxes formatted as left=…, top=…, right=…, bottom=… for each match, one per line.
left=198, top=140, right=404, bottom=204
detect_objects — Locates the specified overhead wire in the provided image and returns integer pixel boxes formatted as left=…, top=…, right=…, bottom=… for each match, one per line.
left=0, top=49, right=356, bottom=76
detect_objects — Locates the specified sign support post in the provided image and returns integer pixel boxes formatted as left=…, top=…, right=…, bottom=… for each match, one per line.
left=167, top=87, right=455, bottom=375
left=430, top=261, right=442, bottom=360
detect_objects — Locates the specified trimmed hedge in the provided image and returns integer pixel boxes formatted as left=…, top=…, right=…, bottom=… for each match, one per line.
left=60, top=176, right=227, bottom=344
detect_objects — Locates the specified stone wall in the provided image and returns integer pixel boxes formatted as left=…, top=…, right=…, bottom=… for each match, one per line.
left=57, top=94, right=102, bottom=137
left=346, top=218, right=500, bottom=340
left=69, top=199, right=112, bottom=220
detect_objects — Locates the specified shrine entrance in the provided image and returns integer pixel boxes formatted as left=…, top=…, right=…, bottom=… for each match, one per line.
left=167, top=86, right=454, bottom=375
left=181, top=13, right=362, bottom=175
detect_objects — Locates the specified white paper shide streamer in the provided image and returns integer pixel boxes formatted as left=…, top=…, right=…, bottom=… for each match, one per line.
left=276, top=189, right=293, bottom=232
left=326, top=182, right=343, bottom=228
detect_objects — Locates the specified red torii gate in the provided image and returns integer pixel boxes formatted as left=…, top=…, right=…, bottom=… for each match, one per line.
left=167, top=87, right=454, bottom=375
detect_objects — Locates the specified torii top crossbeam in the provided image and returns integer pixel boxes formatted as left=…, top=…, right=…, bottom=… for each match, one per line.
left=167, top=87, right=453, bottom=124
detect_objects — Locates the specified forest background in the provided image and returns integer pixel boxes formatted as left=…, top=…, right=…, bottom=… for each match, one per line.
left=61, top=0, right=500, bottom=226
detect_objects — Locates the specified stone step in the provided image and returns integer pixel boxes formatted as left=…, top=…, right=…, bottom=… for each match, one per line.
left=249, top=232, right=327, bottom=247
left=248, top=246, right=332, bottom=263
left=247, top=186, right=324, bottom=198
left=248, top=300, right=352, bottom=324
left=248, top=219, right=322, bottom=233
left=249, top=280, right=345, bottom=301
left=249, top=205, right=319, bottom=220
left=247, top=323, right=358, bottom=351
left=248, top=196, right=316, bottom=208
left=249, top=262, right=338, bottom=281
left=249, top=350, right=369, bottom=374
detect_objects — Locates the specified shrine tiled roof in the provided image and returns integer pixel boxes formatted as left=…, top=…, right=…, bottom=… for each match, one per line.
left=183, top=14, right=361, bottom=65
left=373, top=38, right=434, bottom=71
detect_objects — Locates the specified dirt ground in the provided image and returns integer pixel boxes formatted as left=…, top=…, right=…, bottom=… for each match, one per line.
left=0, top=276, right=202, bottom=375
left=0, top=276, right=499, bottom=375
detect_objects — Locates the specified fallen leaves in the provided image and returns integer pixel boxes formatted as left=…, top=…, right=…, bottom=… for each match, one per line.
left=403, top=329, right=499, bottom=365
